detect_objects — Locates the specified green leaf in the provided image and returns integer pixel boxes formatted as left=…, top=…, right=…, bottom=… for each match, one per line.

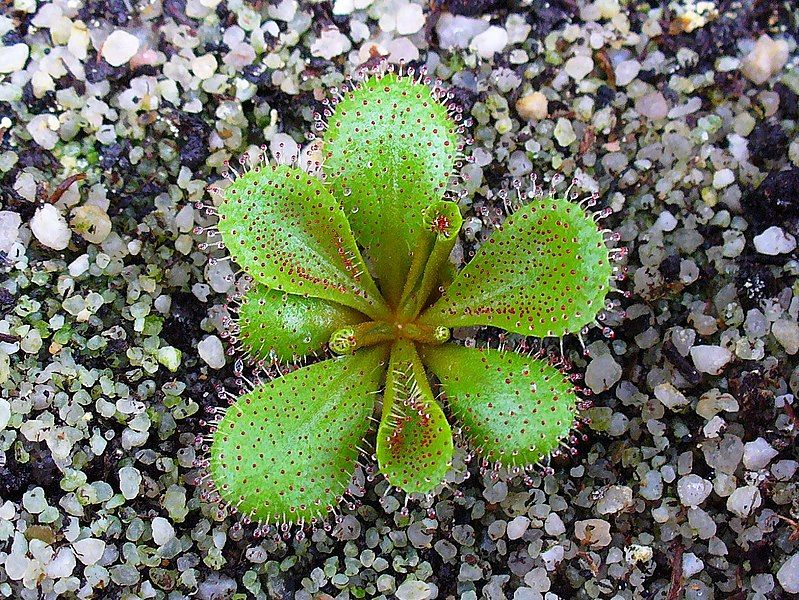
left=421, top=344, right=577, bottom=467
left=376, top=339, right=453, bottom=494
left=323, top=73, right=460, bottom=306
left=209, top=348, right=387, bottom=524
left=418, top=197, right=613, bottom=338
left=218, top=164, right=389, bottom=320
left=236, top=284, right=364, bottom=363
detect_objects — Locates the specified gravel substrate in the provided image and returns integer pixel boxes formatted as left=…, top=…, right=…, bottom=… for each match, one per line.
left=1, top=0, right=798, bottom=598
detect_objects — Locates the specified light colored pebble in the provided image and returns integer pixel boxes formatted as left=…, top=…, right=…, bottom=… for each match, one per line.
left=754, top=226, right=796, bottom=255
left=639, top=470, right=663, bottom=501
left=635, top=92, right=669, bottom=120
left=743, top=437, right=779, bottom=470
left=574, top=519, right=612, bottom=547
left=696, top=392, right=738, bottom=419
left=268, top=0, right=297, bottom=20
left=726, top=485, right=761, bottom=518
left=744, top=309, right=768, bottom=338
left=205, top=260, right=234, bottom=294
left=688, top=507, right=717, bottom=539
left=23, top=487, right=48, bottom=513
left=0, top=211, right=22, bottom=254
left=470, top=26, right=508, bottom=59
left=73, top=538, right=106, bottom=565
left=506, top=516, right=530, bottom=540
left=395, top=3, right=425, bottom=35
left=434, top=539, right=457, bottom=561
left=522, top=567, right=550, bottom=592
left=625, top=544, right=653, bottom=564
left=671, top=327, right=696, bottom=356
left=544, top=512, right=565, bottom=536
left=45, top=547, right=76, bottom=579
left=712, top=168, right=735, bottom=189
left=5, top=554, right=29, bottom=581
left=595, top=0, right=621, bottom=18
left=163, top=485, right=188, bottom=521
left=596, top=485, right=633, bottom=514
left=407, top=520, right=433, bottom=548
left=31, top=204, right=71, bottom=251
left=690, top=345, right=732, bottom=375
left=151, top=516, right=176, bottom=546
left=395, top=578, right=431, bottom=600
left=772, top=319, right=799, bottom=355
left=508, top=150, right=532, bottom=177
left=614, top=60, right=640, bottom=86
left=777, top=553, right=799, bottom=593
left=540, top=545, right=564, bottom=570
left=758, top=90, right=781, bottom=116
left=102, top=30, right=140, bottom=66
left=435, top=14, right=489, bottom=50
left=0, top=43, right=29, bottom=73
left=584, top=353, right=621, bottom=394
left=387, top=37, right=419, bottom=63
left=554, top=118, right=576, bottom=147
left=565, top=55, right=593, bottom=80
left=68, top=254, right=90, bottom=277
left=70, top=205, right=112, bottom=244
left=311, top=27, right=351, bottom=60
left=703, top=415, right=725, bottom=438
left=119, top=466, right=142, bottom=500
left=196, top=574, right=237, bottom=599
left=654, top=382, right=689, bottom=411
left=752, top=573, right=774, bottom=594
left=110, top=564, right=140, bottom=586
left=772, top=460, right=798, bottom=481
left=516, top=92, right=548, bottom=120
left=654, top=210, right=678, bottom=232
left=677, top=474, right=712, bottom=507
left=157, top=346, right=182, bottom=372
left=27, top=114, right=60, bottom=149
left=198, top=335, right=226, bottom=369
left=0, top=398, right=9, bottom=430
left=191, top=54, right=218, bottom=79
left=704, top=434, right=744, bottom=475
left=740, top=35, right=789, bottom=85
left=682, top=552, right=704, bottom=578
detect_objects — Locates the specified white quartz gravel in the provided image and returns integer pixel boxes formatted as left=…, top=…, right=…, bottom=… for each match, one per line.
left=102, top=30, right=140, bottom=66
left=30, top=204, right=71, bottom=251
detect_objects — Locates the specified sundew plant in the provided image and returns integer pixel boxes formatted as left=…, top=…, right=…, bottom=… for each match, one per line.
left=199, top=66, right=618, bottom=531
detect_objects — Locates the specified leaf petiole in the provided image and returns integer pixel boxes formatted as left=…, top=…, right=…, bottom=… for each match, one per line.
left=397, top=201, right=463, bottom=321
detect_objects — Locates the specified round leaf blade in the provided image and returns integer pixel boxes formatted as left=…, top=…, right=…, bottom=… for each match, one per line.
left=421, top=344, right=578, bottom=467
left=323, top=73, right=459, bottom=305
left=419, top=197, right=613, bottom=337
left=217, top=164, right=388, bottom=319
left=377, top=340, right=453, bottom=494
left=236, top=284, right=364, bottom=363
left=209, top=348, right=387, bottom=524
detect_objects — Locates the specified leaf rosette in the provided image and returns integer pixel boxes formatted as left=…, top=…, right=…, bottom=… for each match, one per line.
left=205, top=69, right=615, bottom=526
